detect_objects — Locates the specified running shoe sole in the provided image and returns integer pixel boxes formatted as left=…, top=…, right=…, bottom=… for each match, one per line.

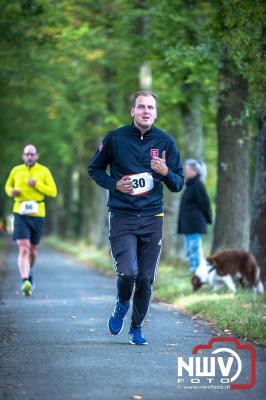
left=129, top=340, right=148, bottom=345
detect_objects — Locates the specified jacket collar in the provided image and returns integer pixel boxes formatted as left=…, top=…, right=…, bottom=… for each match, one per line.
left=23, top=162, right=39, bottom=169
left=130, top=122, right=154, bottom=137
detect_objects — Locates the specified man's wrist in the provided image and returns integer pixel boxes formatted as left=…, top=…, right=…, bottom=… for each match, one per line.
left=161, top=167, right=169, bottom=177
left=11, top=189, right=19, bottom=196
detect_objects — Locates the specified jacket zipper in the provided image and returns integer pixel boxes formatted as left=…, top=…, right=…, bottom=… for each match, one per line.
left=140, top=133, right=145, bottom=165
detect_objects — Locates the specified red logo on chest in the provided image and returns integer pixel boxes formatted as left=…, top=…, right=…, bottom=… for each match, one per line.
left=150, top=148, right=159, bottom=157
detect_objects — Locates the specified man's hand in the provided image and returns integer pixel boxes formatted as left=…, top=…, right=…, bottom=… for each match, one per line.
left=116, top=176, right=133, bottom=194
left=28, top=178, right=37, bottom=187
left=11, top=189, right=21, bottom=197
left=151, top=151, right=168, bottom=176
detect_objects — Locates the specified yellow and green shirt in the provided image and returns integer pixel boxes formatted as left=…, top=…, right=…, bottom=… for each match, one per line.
left=5, top=162, right=57, bottom=217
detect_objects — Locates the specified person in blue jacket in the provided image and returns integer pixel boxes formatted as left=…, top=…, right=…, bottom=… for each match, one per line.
left=88, top=90, right=184, bottom=345
left=177, top=159, right=212, bottom=275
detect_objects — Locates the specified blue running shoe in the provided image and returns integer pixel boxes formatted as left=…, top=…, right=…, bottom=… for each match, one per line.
left=129, top=327, right=148, bottom=345
left=108, top=301, right=130, bottom=335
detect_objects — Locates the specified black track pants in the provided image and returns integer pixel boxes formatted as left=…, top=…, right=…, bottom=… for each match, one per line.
left=109, top=213, right=163, bottom=329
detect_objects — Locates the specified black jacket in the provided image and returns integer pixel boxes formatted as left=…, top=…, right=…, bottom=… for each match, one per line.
left=88, top=123, right=184, bottom=216
left=177, top=175, right=212, bottom=234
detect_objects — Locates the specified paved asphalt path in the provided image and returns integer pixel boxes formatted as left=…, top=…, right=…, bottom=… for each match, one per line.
left=0, top=243, right=265, bottom=400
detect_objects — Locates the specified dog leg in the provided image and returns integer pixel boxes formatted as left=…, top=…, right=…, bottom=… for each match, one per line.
left=239, top=277, right=245, bottom=288
left=253, top=281, right=264, bottom=294
left=212, top=279, right=224, bottom=292
left=212, top=282, right=225, bottom=292
left=223, top=275, right=236, bottom=293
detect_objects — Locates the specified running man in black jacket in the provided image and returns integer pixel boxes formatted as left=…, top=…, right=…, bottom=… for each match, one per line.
left=88, top=90, right=184, bottom=345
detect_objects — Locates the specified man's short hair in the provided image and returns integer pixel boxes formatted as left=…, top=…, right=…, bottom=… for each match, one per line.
left=131, top=90, right=158, bottom=108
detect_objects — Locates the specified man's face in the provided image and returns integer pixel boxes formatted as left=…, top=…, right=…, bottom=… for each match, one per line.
left=22, top=145, right=39, bottom=167
left=131, top=95, right=157, bottom=130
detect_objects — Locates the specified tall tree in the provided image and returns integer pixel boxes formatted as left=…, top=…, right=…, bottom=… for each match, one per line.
left=250, top=119, right=266, bottom=280
left=211, top=0, right=266, bottom=252
left=212, top=59, right=249, bottom=251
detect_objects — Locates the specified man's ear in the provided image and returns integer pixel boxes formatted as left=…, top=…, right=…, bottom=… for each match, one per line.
left=130, top=108, right=135, bottom=118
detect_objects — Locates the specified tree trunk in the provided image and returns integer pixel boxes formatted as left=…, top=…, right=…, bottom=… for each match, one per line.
left=250, top=120, right=266, bottom=281
left=212, top=60, right=249, bottom=252
left=180, top=92, right=204, bottom=160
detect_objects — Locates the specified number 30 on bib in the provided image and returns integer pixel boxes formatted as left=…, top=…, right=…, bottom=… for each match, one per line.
left=128, top=172, right=154, bottom=196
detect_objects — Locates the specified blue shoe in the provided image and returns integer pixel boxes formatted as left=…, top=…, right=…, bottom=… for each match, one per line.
left=108, top=301, right=130, bottom=335
left=129, top=327, right=148, bottom=345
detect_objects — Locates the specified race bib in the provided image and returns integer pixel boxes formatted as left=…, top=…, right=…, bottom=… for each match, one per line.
left=20, top=201, right=39, bottom=215
left=128, top=172, right=154, bottom=196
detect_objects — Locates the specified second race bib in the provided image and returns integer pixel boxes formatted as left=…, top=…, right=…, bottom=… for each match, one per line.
left=128, top=172, right=154, bottom=196
left=20, top=200, right=39, bottom=215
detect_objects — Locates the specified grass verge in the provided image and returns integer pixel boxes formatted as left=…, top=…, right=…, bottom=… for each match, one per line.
left=44, top=235, right=266, bottom=346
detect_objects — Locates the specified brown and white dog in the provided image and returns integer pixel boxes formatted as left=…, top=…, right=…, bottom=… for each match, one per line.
left=192, top=249, right=264, bottom=294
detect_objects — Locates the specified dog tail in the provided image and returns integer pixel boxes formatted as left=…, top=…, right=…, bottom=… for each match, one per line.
left=249, top=253, right=264, bottom=293
left=249, top=253, right=260, bottom=285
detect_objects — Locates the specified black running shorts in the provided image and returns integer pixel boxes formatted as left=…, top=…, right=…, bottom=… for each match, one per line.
left=13, top=213, right=44, bottom=245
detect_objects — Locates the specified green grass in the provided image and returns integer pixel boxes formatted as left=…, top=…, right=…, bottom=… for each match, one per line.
left=44, top=235, right=266, bottom=346
left=154, top=262, right=266, bottom=345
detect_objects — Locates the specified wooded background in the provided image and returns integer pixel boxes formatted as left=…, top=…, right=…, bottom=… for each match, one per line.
left=1, top=1, right=265, bottom=278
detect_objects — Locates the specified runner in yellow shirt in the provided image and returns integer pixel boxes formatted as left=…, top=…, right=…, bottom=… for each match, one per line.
left=5, top=144, right=57, bottom=296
